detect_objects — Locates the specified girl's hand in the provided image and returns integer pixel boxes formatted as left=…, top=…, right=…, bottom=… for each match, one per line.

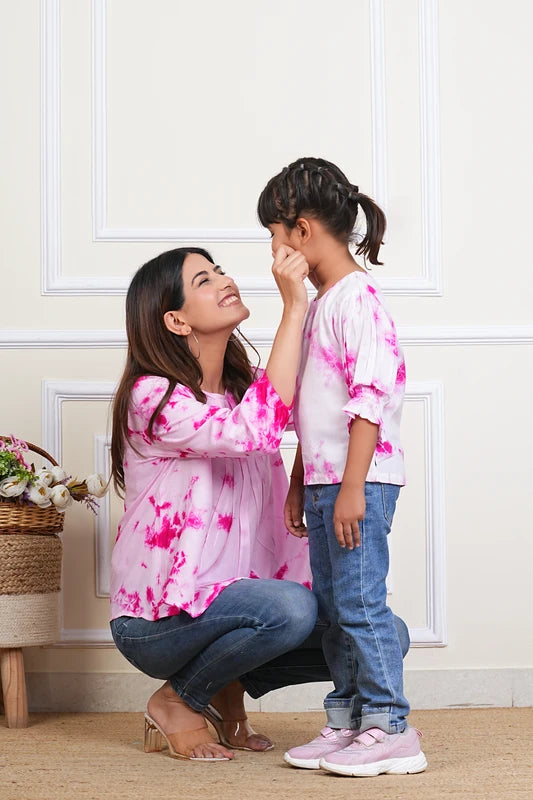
left=284, top=478, right=307, bottom=538
left=272, top=245, right=309, bottom=313
left=333, top=484, right=365, bottom=549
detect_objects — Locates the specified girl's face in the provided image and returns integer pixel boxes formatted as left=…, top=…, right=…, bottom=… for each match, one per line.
left=178, top=253, right=250, bottom=334
left=268, top=223, right=301, bottom=258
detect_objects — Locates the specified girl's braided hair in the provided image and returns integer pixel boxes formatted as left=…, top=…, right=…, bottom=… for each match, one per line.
left=257, top=157, right=386, bottom=265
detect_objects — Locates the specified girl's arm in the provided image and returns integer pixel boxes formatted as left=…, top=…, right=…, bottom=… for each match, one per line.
left=285, top=442, right=307, bottom=537
left=333, top=416, right=379, bottom=549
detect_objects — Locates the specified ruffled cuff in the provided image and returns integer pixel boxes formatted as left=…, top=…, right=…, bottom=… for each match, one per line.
left=342, top=385, right=386, bottom=428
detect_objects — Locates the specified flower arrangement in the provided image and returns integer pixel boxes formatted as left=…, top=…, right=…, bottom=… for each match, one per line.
left=0, top=435, right=108, bottom=514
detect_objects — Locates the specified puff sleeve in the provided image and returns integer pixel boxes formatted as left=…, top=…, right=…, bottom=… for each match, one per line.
left=340, top=284, right=403, bottom=428
left=128, top=372, right=292, bottom=459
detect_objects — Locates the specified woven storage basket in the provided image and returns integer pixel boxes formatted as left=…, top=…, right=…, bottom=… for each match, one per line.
left=0, top=438, right=64, bottom=535
left=0, top=438, right=63, bottom=647
left=0, top=534, right=62, bottom=647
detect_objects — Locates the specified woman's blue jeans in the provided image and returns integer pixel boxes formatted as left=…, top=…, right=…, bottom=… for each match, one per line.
left=110, top=578, right=318, bottom=712
left=302, top=481, right=410, bottom=734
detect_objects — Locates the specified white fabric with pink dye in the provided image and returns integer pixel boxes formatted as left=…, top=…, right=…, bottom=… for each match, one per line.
left=294, top=271, right=406, bottom=487
left=110, top=371, right=312, bottom=622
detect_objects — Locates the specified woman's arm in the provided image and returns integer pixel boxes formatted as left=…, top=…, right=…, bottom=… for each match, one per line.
left=129, top=373, right=294, bottom=459
left=265, top=246, right=308, bottom=405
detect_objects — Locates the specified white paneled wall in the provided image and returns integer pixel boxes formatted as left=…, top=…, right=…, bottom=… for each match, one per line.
left=1, top=0, right=531, bottom=709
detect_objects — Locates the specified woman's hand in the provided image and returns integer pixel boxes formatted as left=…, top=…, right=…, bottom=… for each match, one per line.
left=284, top=477, right=307, bottom=538
left=272, top=245, right=309, bottom=315
left=333, top=484, right=365, bottom=550
left=265, top=246, right=309, bottom=405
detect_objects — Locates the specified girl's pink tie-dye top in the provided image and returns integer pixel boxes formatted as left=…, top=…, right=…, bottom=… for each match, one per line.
left=110, top=371, right=312, bottom=622
left=294, top=271, right=406, bottom=486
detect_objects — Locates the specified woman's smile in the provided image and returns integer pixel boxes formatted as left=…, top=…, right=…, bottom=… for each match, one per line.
left=219, top=292, right=241, bottom=308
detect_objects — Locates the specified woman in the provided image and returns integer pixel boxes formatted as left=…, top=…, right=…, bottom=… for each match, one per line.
left=110, top=245, right=317, bottom=761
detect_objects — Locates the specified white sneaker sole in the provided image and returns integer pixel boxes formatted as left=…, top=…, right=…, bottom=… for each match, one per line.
left=320, top=751, right=428, bottom=777
left=283, top=752, right=322, bottom=769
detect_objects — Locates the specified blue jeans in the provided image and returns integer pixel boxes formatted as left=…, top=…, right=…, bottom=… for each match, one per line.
left=110, top=578, right=317, bottom=712
left=241, top=614, right=409, bottom=697
left=304, top=481, right=410, bottom=734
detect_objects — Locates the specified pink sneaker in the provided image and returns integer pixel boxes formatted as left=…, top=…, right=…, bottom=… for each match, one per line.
left=284, top=727, right=358, bottom=769
left=319, top=726, right=427, bottom=777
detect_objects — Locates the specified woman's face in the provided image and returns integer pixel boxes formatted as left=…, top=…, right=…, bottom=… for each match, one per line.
left=178, top=253, right=250, bottom=334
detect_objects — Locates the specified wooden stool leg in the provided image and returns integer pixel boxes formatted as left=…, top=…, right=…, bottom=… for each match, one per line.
left=1, top=648, right=28, bottom=728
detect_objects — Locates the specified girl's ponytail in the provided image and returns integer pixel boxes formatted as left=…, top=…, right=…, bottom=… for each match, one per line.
left=354, top=192, right=386, bottom=266
left=257, top=157, right=387, bottom=265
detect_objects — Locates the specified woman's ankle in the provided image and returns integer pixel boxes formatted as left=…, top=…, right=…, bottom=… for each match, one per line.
left=209, top=680, right=247, bottom=720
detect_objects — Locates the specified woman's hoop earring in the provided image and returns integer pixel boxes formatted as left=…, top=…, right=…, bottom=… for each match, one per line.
left=187, top=332, right=201, bottom=359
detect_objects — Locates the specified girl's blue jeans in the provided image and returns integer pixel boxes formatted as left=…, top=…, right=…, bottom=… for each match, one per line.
left=303, top=481, right=410, bottom=734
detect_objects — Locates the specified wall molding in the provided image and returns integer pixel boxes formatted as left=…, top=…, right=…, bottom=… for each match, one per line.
left=42, top=378, right=445, bottom=648
left=42, top=380, right=116, bottom=644
left=3, top=325, right=533, bottom=349
left=405, top=381, right=446, bottom=646
left=26, top=668, right=533, bottom=711
left=41, top=0, right=442, bottom=296
left=94, top=434, right=111, bottom=598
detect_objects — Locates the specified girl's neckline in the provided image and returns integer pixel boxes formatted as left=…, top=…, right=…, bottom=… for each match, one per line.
left=314, top=268, right=371, bottom=302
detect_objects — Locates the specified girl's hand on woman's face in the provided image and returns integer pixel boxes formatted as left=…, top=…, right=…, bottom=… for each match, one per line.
left=271, top=245, right=309, bottom=313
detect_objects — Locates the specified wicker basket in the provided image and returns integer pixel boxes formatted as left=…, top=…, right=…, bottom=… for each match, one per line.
left=0, top=534, right=62, bottom=647
left=0, top=438, right=65, bottom=535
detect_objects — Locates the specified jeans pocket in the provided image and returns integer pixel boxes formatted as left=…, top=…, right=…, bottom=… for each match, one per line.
left=380, top=484, right=400, bottom=528
left=110, top=616, right=132, bottom=639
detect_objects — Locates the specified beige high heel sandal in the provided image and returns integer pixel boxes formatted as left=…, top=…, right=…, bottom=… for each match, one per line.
left=202, top=705, right=274, bottom=751
left=144, top=713, right=231, bottom=761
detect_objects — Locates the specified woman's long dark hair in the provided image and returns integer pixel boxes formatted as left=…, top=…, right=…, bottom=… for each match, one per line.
left=257, top=157, right=386, bottom=265
left=111, top=247, right=257, bottom=495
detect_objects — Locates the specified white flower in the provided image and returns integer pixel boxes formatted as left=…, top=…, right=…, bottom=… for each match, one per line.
left=50, top=465, right=67, bottom=484
left=27, top=482, right=52, bottom=508
left=50, top=484, right=73, bottom=511
left=85, top=473, right=108, bottom=498
left=37, top=468, right=54, bottom=487
left=0, top=476, right=28, bottom=498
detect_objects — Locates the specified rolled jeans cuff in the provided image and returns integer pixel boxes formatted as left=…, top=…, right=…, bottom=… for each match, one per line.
left=359, top=710, right=406, bottom=734
left=325, top=705, right=353, bottom=730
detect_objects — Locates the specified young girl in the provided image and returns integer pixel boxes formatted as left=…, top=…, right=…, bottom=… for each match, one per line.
left=257, top=158, right=427, bottom=777
left=109, top=245, right=318, bottom=761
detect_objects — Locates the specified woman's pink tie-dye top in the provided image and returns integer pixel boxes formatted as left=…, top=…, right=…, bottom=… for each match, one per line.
left=110, top=371, right=312, bottom=622
left=294, top=271, right=406, bottom=486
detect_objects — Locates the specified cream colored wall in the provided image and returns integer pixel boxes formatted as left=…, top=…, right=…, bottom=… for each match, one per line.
left=1, top=0, right=532, bottom=711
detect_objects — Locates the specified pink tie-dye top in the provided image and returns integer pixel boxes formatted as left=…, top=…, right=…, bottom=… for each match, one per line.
left=110, top=370, right=312, bottom=622
left=294, top=271, right=406, bottom=486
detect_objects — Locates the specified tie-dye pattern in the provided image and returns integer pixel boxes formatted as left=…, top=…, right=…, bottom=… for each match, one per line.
left=294, top=271, right=406, bottom=486
left=110, top=371, right=312, bottom=621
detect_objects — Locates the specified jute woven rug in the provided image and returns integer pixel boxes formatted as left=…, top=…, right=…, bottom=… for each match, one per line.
left=1, top=708, right=531, bottom=800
